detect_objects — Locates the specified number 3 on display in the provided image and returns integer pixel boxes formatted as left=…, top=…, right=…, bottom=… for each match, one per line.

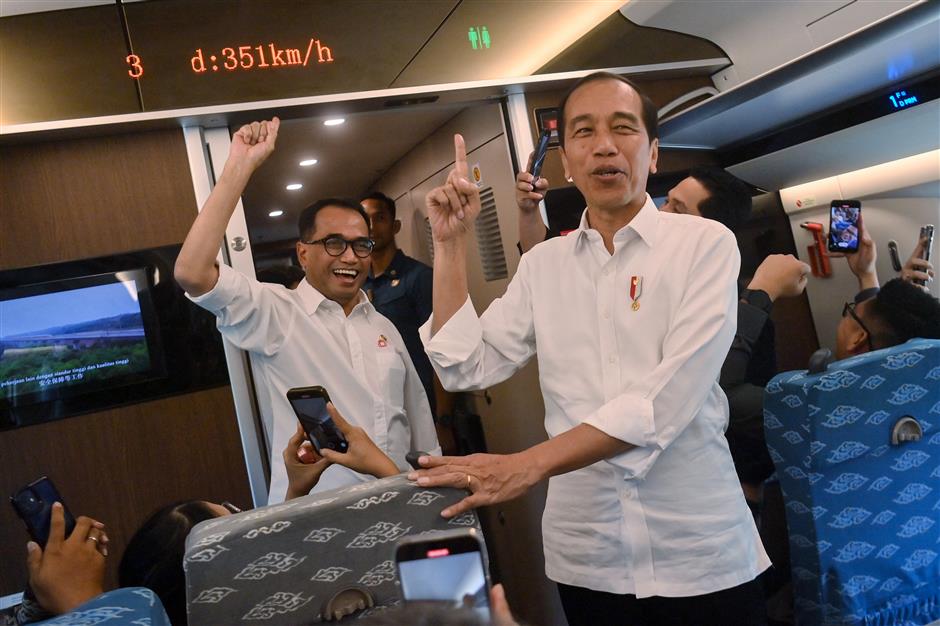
left=126, top=54, right=144, bottom=78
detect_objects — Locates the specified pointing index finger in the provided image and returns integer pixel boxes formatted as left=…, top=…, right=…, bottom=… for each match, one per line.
left=454, top=134, right=469, bottom=180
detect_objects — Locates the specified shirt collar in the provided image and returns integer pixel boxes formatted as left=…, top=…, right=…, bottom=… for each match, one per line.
left=296, top=278, right=371, bottom=317
left=573, top=194, right=659, bottom=251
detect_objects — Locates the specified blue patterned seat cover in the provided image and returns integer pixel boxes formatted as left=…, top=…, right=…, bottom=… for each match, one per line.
left=764, top=338, right=940, bottom=626
left=33, top=588, right=170, bottom=625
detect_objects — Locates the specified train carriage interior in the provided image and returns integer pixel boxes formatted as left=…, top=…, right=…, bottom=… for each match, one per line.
left=1, top=1, right=938, bottom=625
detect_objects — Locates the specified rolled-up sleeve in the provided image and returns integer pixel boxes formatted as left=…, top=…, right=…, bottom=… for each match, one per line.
left=420, top=258, right=536, bottom=392
left=187, top=263, right=290, bottom=356
left=583, top=229, right=740, bottom=479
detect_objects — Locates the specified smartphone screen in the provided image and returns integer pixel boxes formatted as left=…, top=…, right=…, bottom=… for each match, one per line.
left=397, top=531, right=490, bottom=618
left=828, top=200, right=861, bottom=253
left=287, top=387, right=348, bottom=454
left=529, top=129, right=552, bottom=180
left=10, top=476, right=76, bottom=547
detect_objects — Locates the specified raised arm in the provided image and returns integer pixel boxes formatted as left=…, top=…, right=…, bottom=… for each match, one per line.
left=175, top=118, right=280, bottom=296
left=426, top=134, right=481, bottom=334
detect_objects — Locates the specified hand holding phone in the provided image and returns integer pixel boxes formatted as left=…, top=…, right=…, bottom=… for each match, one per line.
left=910, top=225, right=935, bottom=287
left=528, top=129, right=552, bottom=181
left=396, top=529, right=491, bottom=618
left=828, top=200, right=861, bottom=253
left=10, top=476, right=77, bottom=547
left=287, top=386, right=348, bottom=455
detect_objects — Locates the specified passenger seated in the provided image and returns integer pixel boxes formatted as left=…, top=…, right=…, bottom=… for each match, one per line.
left=118, top=404, right=398, bottom=625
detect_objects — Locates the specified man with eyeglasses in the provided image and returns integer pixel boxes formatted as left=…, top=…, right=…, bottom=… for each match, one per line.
left=175, top=118, right=439, bottom=504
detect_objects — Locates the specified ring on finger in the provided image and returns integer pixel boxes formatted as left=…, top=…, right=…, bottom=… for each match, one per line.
left=86, top=535, right=99, bottom=543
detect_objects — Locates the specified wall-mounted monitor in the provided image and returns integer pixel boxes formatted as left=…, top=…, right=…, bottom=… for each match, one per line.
left=0, top=246, right=229, bottom=430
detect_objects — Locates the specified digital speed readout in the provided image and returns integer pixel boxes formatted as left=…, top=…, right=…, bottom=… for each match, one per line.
left=191, top=37, right=334, bottom=73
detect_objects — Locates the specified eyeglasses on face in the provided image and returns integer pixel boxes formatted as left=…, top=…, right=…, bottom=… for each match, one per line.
left=220, top=501, right=242, bottom=514
left=842, top=301, right=875, bottom=352
left=301, top=235, right=374, bottom=258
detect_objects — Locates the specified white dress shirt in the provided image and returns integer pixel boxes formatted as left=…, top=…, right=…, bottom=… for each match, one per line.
left=420, top=196, right=770, bottom=597
left=191, top=263, right=440, bottom=504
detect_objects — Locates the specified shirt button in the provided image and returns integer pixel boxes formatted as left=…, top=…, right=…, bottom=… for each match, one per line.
left=603, top=310, right=610, bottom=319
left=608, top=355, right=616, bottom=363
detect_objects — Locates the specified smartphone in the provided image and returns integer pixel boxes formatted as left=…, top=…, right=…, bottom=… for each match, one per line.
left=828, top=200, right=861, bottom=253
left=528, top=128, right=552, bottom=181
left=396, top=528, right=491, bottom=617
left=10, top=476, right=77, bottom=547
left=915, top=224, right=935, bottom=286
left=286, top=386, right=348, bottom=454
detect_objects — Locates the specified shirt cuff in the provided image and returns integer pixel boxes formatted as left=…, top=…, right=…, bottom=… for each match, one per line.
left=582, top=394, right=656, bottom=450
left=186, top=263, right=237, bottom=313
left=419, top=296, right=482, bottom=367
left=855, top=286, right=880, bottom=303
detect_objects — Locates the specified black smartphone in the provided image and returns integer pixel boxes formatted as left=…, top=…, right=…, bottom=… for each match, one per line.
left=396, top=529, right=491, bottom=617
left=10, top=476, right=77, bottom=547
left=528, top=128, right=552, bottom=181
left=915, top=224, right=935, bottom=286
left=828, top=200, right=861, bottom=253
left=287, top=386, right=348, bottom=454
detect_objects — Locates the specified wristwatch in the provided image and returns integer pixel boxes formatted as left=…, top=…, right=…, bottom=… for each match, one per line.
left=740, top=288, right=773, bottom=314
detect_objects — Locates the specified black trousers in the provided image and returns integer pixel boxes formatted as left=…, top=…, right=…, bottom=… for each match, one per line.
left=557, top=577, right=767, bottom=626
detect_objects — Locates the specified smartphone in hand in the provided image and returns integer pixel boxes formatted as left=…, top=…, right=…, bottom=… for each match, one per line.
left=914, top=224, right=935, bottom=286
left=287, top=386, right=349, bottom=454
left=10, top=476, right=77, bottom=547
left=396, top=528, right=491, bottom=618
left=829, top=200, right=862, bottom=253
left=529, top=128, right=552, bottom=181
left=828, top=200, right=861, bottom=253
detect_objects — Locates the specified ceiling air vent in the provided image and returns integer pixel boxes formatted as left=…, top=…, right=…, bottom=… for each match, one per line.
left=474, top=187, right=508, bottom=282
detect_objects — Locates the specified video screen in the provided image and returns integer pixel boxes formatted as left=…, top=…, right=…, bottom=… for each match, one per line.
left=829, top=202, right=860, bottom=251
left=399, top=551, right=489, bottom=617
left=0, top=274, right=153, bottom=402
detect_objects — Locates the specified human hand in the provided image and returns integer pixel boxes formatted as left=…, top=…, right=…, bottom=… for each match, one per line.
left=490, top=584, right=518, bottom=626
left=319, top=403, right=400, bottom=479
left=284, top=424, right=332, bottom=500
left=515, top=151, right=549, bottom=214
left=901, top=235, right=934, bottom=290
left=408, top=452, right=539, bottom=518
left=425, top=134, right=482, bottom=244
left=829, top=215, right=878, bottom=288
left=747, top=254, right=810, bottom=301
left=227, top=118, right=280, bottom=174
left=26, top=503, right=106, bottom=615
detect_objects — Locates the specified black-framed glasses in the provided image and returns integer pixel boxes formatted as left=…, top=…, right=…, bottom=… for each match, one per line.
left=301, top=235, right=374, bottom=258
left=842, top=301, right=875, bottom=352
left=221, top=501, right=242, bottom=515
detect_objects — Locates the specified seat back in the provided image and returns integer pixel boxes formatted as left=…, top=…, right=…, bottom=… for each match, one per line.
left=764, top=338, right=940, bottom=626
left=33, top=588, right=170, bottom=625
left=184, top=475, right=483, bottom=624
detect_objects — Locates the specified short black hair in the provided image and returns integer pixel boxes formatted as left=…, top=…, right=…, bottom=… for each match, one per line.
left=863, top=278, right=940, bottom=349
left=688, top=166, right=753, bottom=231
left=558, top=71, right=658, bottom=148
left=361, top=191, right=397, bottom=221
left=297, top=198, right=369, bottom=241
left=118, top=500, right=219, bottom=626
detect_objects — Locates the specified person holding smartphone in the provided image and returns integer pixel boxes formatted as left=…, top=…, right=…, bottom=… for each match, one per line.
left=415, top=73, right=769, bottom=626
left=175, top=119, right=440, bottom=504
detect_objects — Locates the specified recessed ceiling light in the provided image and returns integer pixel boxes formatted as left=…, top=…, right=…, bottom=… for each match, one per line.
left=299, top=158, right=318, bottom=167
left=286, top=183, right=303, bottom=190
left=268, top=210, right=284, bottom=217
left=323, top=118, right=345, bottom=126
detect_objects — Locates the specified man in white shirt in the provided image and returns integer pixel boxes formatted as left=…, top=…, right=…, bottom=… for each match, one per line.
left=412, top=73, right=770, bottom=625
left=175, top=118, right=439, bottom=504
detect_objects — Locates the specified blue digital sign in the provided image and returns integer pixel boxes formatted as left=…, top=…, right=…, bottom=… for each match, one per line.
left=888, top=89, right=920, bottom=109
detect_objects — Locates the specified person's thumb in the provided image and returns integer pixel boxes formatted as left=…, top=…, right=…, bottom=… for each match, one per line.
left=26, top=541, right=42, bottom=576
left=490, top=583, right=516, bottom=626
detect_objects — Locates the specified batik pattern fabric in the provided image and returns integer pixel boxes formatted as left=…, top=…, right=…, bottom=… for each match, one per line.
left=764, top=338, right=940, bottom=626
left=31, top=588, right=170, bottom=625
left=184, top=475, right=480, bottom=624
